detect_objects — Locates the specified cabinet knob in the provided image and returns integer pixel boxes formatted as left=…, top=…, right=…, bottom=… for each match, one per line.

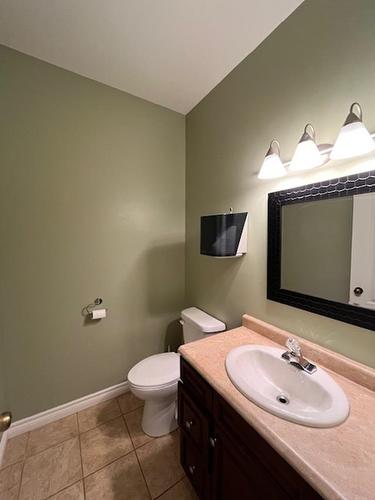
left=354, top=286, right=364, bottom=296
left=185, top=419, right=193, bottom=430
left=188, top=465, right=196, bottom=475
left=209, top=437, right=217, bottom=448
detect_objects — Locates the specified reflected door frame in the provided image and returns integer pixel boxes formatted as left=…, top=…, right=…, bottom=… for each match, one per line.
left=350, top=193, right=375, bottom=310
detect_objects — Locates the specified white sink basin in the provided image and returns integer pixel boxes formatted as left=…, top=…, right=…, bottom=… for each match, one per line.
left=226, top=345, right=350, bottom=427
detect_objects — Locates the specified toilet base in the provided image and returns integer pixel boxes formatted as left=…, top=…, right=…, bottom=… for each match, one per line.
left=141, top=397, right=178, bottom=437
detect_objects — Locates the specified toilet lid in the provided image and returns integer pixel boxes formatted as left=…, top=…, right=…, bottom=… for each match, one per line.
left=128, top=352, right=180, bottom=388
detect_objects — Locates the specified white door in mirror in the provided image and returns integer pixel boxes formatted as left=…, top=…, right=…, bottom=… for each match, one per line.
left=226, top=345, right=350, bottom=428
left=349, top=192, right=375, bottom=310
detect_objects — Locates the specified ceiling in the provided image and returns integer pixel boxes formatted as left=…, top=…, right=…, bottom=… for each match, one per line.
left=0, top=0, right=303, bottom=114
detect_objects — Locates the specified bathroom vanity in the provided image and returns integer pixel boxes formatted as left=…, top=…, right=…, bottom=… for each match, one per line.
left=178, top=357, right=321, bottom=499
left=178, top=315, right=375, bottom=500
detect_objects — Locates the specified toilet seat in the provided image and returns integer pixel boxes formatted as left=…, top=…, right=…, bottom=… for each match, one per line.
left=128, top=352, right=180, bottom=389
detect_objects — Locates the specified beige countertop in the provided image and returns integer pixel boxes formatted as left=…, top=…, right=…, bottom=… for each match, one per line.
left=179, top=315, right=375, bottom=500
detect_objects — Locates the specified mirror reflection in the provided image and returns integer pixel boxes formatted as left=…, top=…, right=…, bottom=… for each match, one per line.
left=281, top=193, right=375, bottom=310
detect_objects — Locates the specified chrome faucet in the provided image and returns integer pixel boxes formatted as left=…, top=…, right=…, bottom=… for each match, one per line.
left=281, top=338, right=317, bottom=374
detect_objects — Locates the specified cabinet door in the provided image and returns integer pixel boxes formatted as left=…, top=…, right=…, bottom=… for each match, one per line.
left=178, top=382, right=211, bottom=499
left=178, top=382, right=210, bottom=451
left=180, top=431, right=210, bottom=499
left=211, top=424, right=290, bottom=500
left=180, top=357, right=213, bottom=411
left=213, top=393, right=321, bottom=500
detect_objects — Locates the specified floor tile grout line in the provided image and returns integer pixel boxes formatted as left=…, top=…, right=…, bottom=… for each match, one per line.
left=82, top=447, right=135, bottom=480
left=119, top=405, right=145, bottom=416
left=122, top=413, right=154, bottom=450
left=18, top=413, right=79, bottom=462
left=133, top=427, right=179, bottom=453
left=134, top=450, right=153, bottom=499
left=117, top=393, right=144, bottom=415
left=16, top=431, right=30, bottom=500
left=77, top=396, right=143, bottom=433
left=17, top=408, right=127, bottom=461
left=78, top=412, right=123, bottom=436
left=76, top=413, right=86, bottom=500
left=77, top=409, right=83, bottom=435
left=12, top=411, right=140, bottom=485
left=6, top=419, right=182, bottom=500
left=82, top=433, right=184, bottom=500
left=77, top=397, right=125, bottom=433
left=21, top=433, right=79, bottom=462
left=0, top=459, right=26, bottom=473
left=153, top=476, right=187, bottom=499
left=80, top=413, right=135, bottom=477
left=44, top=478, right=83, bottom=500
left=1, top=397, right=142, bottom=464
left=8, top=412, right=174, bottom=467
left=25, top=413, right=79, bottom=450
left=2, top=466, right=87, bottom=500
left=2, top=397, right=145, bottom=497
left=114, top=396, right=122, bottom=414
left=122, top=404, right=145, bottom=419
left=124, top=416, right=152, bottom=500
left=0, top=458, right=26, bottom=499
left=0, top=459, right=24, bottom=474
left=122, top=414, right=136, bottom=450
left=4, top=395, right=138, bottom=454
left=18, top=424, right=82, bottom=500
left=0, top=432, right=29, bottom=472
left=134, top=434, right=185, bottom=500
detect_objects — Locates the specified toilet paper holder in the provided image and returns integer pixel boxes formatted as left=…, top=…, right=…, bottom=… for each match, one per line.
left=82, top=298, right=107, bottom=319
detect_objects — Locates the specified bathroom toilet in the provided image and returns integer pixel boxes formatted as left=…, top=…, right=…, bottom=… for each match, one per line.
left=128, top=307, right=226, bottom=437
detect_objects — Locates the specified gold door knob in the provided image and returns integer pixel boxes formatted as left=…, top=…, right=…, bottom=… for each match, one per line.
left=0, top=411, right=12, bottom=432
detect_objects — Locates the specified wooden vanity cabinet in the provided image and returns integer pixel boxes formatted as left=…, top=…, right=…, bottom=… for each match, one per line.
left=178, top=357, right=321, bottom=500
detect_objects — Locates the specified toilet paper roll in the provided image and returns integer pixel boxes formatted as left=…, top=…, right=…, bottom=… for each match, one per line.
left=91, top=308, right=106, bottom=320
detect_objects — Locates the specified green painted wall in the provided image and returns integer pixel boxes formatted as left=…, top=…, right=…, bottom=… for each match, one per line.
left=0, top=45, right=185, bottom=420
left=0, top=326, right=6, bottom=442
left=281, top=197, right=353, bottom=303
left=186, top=0, right=375, bottom=368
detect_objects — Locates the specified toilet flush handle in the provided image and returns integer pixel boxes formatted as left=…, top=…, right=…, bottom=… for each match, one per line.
left=179, top=319, right=184, bottom=326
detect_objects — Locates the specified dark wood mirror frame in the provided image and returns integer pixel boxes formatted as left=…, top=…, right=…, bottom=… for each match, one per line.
left=267, top=169, right=375, bottom=331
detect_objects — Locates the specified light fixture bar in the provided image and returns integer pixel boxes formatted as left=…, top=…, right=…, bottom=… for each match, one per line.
left=258, top=103, right=375, bottom=179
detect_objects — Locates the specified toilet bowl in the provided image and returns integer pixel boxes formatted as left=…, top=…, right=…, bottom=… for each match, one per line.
left=128, top=352, right=180, bottom=437
left=128, top=307, right=226, bottom=437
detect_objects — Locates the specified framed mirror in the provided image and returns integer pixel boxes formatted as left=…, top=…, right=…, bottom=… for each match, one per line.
left=268, top=170, right=375, bottom=331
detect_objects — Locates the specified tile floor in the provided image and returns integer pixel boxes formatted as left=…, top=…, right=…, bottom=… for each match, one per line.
left=0, top=393, right=197, bottom=500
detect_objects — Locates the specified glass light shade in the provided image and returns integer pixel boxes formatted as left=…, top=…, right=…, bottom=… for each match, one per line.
left=289, top=139, right=324, bottom=171
left=330, top=120, right=375, bottom=160
left=257, top=153, right=287, bottom=179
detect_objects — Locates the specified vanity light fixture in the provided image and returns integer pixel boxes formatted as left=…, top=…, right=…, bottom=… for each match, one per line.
left=257, top=140, right=287, bottom=179
left=330, top=102, right=375, bottom=160
left=258, top=102, right=375, bottom=180
left=289, top=124, right=324, bottom=172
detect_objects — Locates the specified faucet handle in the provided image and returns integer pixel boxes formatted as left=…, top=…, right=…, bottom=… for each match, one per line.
left=286, top=337, right=301, bottom=357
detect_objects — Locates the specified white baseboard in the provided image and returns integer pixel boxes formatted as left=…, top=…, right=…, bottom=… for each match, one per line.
left=7, top=381, right=129, bottom=440
left=0, top=430, right=9, bottom=468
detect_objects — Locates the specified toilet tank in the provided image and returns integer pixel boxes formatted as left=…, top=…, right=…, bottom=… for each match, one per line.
left=181, top=307, right=226, bottom=343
